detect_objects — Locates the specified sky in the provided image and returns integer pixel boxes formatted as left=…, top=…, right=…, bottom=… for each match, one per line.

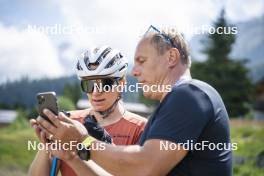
left=0, top=0, right=263, bottom=84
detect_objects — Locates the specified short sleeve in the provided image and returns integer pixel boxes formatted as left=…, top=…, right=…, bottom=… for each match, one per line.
left=146, top=85, right=212, bottom=145
left=134, top=122, right=146, bottom=144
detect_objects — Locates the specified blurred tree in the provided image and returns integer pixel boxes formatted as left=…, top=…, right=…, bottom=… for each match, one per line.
left=10, top=108, right=29, bottom=129
left=27, top=107, right=38, bottom=119
left=63, top=83, right=82, bottom=106
left=58, top=96, right=75, bottom=111
left=0, top=103, right=11, bottom=109
left=255, top=78, right=264, bottom=97
left=254, top=78, right=264, bottom=112
left=13, top=102, right=26, bottom=109
left=191, top=9, right=253, bottom=117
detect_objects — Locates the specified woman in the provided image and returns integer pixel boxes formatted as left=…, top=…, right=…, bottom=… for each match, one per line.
left=29, top=46, right=147, bottom=176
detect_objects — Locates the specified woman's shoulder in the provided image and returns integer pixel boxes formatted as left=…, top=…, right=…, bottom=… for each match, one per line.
left=67, top=109, right=90, bottom=123
left=122, top=111, right=147, bottom=126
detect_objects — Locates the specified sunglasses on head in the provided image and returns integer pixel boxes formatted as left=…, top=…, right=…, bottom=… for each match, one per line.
left=80, top=78, right=120, bottom=93
left=144, top=25, right=183, bottom=54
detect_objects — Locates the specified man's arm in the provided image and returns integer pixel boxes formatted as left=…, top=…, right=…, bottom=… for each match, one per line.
left=68, top=139, right=187, bottom=176
left=38, top=109, right=188, bottom=175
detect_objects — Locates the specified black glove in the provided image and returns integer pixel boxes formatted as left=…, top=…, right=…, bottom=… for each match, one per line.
left=83, top=115, right=113, bottom=144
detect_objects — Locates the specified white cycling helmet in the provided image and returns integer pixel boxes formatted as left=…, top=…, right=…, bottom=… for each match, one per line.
left=76, top=46, right=128, bottom=80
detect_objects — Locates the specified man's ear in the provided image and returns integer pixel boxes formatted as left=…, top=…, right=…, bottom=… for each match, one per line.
left=167, top=48, right=180, bottom=68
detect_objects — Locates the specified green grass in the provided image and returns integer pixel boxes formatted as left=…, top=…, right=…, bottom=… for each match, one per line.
left=0, top=110, right=38, bottom=174
left=231, top=125, right=264, bottom=176
left=0, top=111, right=263, bottom=175
left=0, top=127, right=37, bottom=169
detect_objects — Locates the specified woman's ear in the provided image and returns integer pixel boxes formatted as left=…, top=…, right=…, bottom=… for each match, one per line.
left=168, top=48, right=180, bottom=68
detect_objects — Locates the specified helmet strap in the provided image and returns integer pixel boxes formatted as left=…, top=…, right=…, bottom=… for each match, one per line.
left=96, top=94, right=122, bottom=119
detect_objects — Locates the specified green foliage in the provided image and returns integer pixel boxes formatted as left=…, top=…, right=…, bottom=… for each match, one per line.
left=202, top=10, right=235, bottom=61
left=58, top=96, right=75, bottom=111
left=191, top=9, right=253, bottom=117
left=0, top=111, right=264, bottom=175
left=0, top=110, right=37, bottom=172
left=8, top=109, right=29, bottom=130
left=0, top=128, right=37, bottom=171
left=63, top=83, right=82, bottom=106
left=0, top=75, right=142, bottom=110
left=0, top=75, right=78, bottom=108
left=0, top=103, right=11, bottom=109
left=231, top=125, right=264, bottom=176
left=27, top=107, right=38, bottom=120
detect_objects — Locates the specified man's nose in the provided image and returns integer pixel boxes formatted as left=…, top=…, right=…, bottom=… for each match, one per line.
left=132, top=65, right=140, bottom=77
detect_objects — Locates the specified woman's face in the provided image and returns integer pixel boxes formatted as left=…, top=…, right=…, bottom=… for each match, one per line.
left=87, top=79, right=123, bottom=111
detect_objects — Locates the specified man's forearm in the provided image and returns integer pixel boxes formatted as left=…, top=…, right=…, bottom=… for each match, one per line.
left=89, top=141, right=150, bottom=176
left=66, top=141, right=150, bottom=176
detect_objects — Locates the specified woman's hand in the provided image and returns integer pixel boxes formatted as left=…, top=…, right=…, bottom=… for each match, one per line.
left=30, top=118, right=49, bottom=144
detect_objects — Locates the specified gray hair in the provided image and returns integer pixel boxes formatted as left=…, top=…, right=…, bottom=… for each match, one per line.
left=148, top=29, right=191, bottom=68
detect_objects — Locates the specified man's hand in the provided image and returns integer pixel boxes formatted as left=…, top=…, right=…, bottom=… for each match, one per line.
left=37, top=109, right=89, bottom=144
left=48, top=145, right=77, bottom=161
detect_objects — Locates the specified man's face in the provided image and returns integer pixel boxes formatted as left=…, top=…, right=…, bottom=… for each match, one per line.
left=132, top=38, right=168, bottom=100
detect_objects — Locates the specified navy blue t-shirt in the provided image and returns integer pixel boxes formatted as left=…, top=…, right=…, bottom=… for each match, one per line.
left=139, top=79, right=232, bottom=176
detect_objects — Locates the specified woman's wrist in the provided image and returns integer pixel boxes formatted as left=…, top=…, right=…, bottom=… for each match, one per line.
left=38, top=149, right=49, bottom=156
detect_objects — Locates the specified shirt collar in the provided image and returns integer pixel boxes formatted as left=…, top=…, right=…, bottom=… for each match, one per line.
left=174, top=75, right=192, bottom=87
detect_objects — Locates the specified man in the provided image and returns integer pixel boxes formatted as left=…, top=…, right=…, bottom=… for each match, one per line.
left=29, top=46, right=146, bottom=176
left=36, top=25, right=232, bottom=176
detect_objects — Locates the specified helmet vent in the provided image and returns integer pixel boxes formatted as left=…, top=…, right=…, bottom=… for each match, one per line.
left=105, top=53, right=122, bottom=69
left=101, top=47, right=112, bottom=59
left=76, top=61, right=83, bottom=70
left=119, top=63, right=127, bottom=71
left=87, top=63, right=99, bottom=70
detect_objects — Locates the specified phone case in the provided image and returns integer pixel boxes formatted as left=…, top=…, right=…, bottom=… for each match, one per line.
left=36, top=92, right=58, bottom=123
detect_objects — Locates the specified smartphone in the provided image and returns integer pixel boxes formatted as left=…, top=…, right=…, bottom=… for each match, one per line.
left=36, top=92, right=58, bottom=124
